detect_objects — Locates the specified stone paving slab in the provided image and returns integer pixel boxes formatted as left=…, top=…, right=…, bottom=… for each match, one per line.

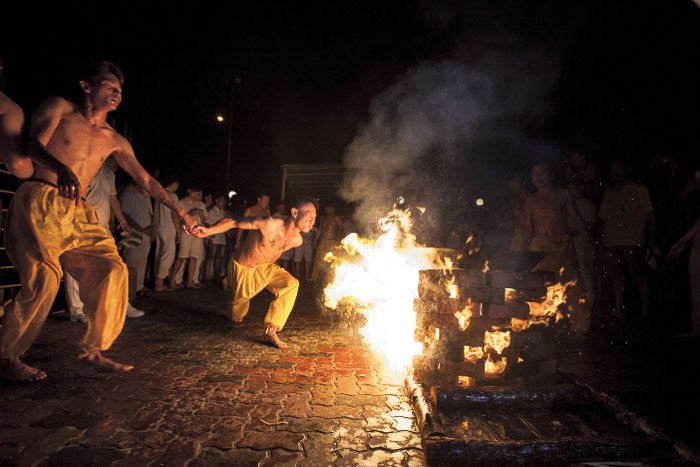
left=0, top=285, right=426, bottom=466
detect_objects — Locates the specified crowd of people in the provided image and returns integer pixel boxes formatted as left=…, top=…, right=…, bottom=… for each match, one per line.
left=506, top=153, right=699, bottom=339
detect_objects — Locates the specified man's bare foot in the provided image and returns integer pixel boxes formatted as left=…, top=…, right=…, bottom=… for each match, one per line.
left=0, top=357, right=47, bottom=382
left=263, top=327, right=287, bottom=349
left=79, top=350, right=134, bottom=372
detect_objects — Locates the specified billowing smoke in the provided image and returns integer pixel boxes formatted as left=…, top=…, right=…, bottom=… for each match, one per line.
left=340, top=52, right=561, bottom=246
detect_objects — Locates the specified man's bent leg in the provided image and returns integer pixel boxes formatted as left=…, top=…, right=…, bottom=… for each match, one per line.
left=227, top=259, right=266, bottom=323
left=0, top=259, right=61, bottom=381
left=264, top=264, right=299, bottom=332
left=61, top=234, right=131, bottom=372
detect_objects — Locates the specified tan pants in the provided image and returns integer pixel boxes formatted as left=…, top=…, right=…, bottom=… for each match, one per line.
left=227, top=258, right=298, bottom=331
left=0, top=182, right=128, bottom=357
left=530, top=234, right=590, bottom=333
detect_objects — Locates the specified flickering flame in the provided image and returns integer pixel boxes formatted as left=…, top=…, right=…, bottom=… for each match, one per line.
left=484, top=330, right=511, bottom=355
left=454, top=299, right=476, bottom=330
left=446, top=276, right=458, bottom=299
left=463, top=346, right=484, bottom=363
left=482, top=260, right=489, bottom=272
left=324, top=209, right=448, bottom=372
left=465, top=234, right=474, bottom=244
left=485, top=355, right=507, bottom=375
left=510, top=280, right=575, bottom=331
left=504, top=288, right=518, bottom=303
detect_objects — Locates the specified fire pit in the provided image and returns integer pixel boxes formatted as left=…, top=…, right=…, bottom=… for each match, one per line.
left=407, top=250, right=689, bottom=466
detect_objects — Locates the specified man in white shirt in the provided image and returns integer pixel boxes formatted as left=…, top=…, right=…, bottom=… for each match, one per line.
left=119, top=180, right=154, bottom=296
left=170, top=186, right=207, bottom=288
left=598, top=160, right=655, bottom=319
left=153, top=177, right=180, bottom=291
left=203, top=194, right=226, bottom=284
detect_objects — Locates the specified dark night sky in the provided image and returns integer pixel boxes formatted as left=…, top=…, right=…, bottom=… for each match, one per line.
left=3, top=1, right=700, bottom=202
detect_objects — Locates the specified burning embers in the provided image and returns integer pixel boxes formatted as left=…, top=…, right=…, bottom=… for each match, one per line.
left=414, top=265, right=570, bottom=388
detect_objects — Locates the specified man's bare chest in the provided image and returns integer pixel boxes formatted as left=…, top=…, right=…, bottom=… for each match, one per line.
left=50, top=117, right=117, bottom=161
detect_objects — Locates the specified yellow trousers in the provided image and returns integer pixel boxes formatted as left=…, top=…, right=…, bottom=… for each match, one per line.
left=0, top=182, right=128, bottom=357
left=227, top=258, right=298, bottom=331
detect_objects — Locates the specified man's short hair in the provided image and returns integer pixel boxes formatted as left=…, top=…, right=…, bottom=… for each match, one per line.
left=80, top=59, right=125, bottom=85
left=188, top=185, right=202, bottom=193
left=292, top=198, right=317, bottom=211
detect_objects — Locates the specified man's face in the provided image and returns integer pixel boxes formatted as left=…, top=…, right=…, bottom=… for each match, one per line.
left=293, top=204, right=317, bottom=233
left=84, top=72, right=122, bottom=111
left=170, top=181, right=180, bottom=192
left=215, top=196, right=226, bottom=208
left=325, top=206, right=335, bottom=215
left=609, top=162, right=627, bottom=184
left=277, top=203, right=286, bottom=214
left=189, top=190, right=203, bottom=201
left=531, top=166, right=552, bottom=189
left=259, top=195, right=270, bottom=209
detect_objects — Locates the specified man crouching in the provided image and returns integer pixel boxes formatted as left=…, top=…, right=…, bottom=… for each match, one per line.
left=193, top=198, right=316, bottom=349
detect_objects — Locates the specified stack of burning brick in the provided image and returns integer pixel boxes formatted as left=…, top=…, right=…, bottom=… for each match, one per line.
left=413, top=260, right=568, bottom=389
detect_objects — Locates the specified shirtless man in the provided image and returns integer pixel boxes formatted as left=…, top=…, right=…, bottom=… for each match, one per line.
left=0, top=60, right=197, bottom=381
left=525, top=164, right=590, bottom=336
left=0, top=58, right=34, bottom=179
left=235, top=193, right=271, bottom=251
left=310, top=205, right=342, bottom=282
left=193, top=198, right=317, bottom=349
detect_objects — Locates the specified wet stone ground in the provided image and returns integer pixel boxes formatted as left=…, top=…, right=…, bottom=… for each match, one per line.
left=0, top=285, right=426, bottom=466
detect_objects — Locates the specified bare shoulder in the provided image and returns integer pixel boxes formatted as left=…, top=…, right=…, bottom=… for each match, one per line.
left=260, top=216, right=283, bottom=231
left=0, top=92, right=23, bottom=118
left=37, top=96, right=74, bottom=115
left=111, top=129, right=132, bottom=151
left=0, top=92, right=24, bottom=131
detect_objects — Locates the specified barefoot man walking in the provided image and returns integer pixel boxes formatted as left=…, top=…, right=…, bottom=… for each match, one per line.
left=193, top=198, right=316, bottom=349
left=0, top=60, right=197, bottom=381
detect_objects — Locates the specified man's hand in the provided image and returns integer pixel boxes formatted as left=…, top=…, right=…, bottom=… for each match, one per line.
left=668, top=239, right=687, bottom=260
left=180, top=212, right=197, bottom=233
left=56, top=166, right=81, bottom=205
left=192, top=225, right=210, bottom=238
left=118, top=221, right=134, bottom=235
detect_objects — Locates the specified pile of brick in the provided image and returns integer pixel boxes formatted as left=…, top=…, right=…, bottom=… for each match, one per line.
left=413, top=265, right=565, bottom=389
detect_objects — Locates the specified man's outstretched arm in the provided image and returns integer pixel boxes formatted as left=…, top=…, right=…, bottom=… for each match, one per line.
left=112, top=140, right=196, bottom=231
left=194, top=216, right=266, bottom=238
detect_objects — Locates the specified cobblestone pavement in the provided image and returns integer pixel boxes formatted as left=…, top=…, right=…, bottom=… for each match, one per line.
left=0, top=285, right=426, bottom=466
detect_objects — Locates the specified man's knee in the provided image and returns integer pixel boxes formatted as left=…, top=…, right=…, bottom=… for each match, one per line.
left=32, top=265, right=62, bottom=296
left=98, top=258, right=129, bottom=281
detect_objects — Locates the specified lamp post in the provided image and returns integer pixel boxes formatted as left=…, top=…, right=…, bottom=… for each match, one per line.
left=224, top=78, right=242, bottom=191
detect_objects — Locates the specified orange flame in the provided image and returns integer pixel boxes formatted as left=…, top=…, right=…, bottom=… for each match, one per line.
left=482, top=260, right=489, bottom=272
left=484, top=330, right=511, bottom=355
left=485, top=355, right=507, bottom=375
left=463, top=346, right=484, bottom=363
left=455, top=299, right=477, bottom=330
left=324, top=209, right=450, bottom=372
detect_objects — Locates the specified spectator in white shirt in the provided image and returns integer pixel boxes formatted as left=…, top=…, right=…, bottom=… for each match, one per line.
left=153, top=177, right=180, bottom=291
left=598, top=160, right=655, bottom=320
